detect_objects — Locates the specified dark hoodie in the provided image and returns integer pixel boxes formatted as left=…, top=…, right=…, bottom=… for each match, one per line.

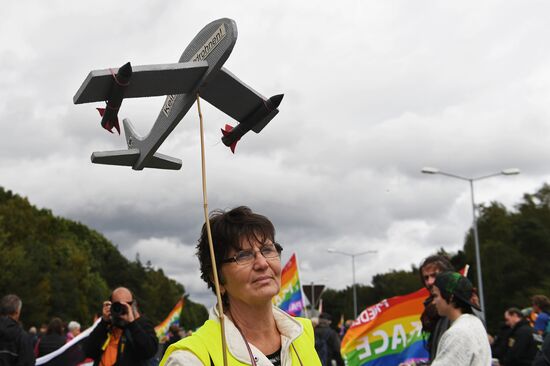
left=0, top=315, right=35, bottom=366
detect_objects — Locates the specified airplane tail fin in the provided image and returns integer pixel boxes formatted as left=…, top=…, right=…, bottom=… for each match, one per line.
left=91, top=150, right=182, bottom=170
left=91, top=149, right=140, bottom=167
left=90, top=118, right=182, bottom=170
left=143, top=152, right=182, bottom=170
left=123, top=118, right=141, bottom=149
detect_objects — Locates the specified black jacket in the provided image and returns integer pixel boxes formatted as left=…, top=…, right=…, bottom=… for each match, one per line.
left=533, top=334, right=550, bottom=366
left=83, top=317, right=158, bottom=366
left=501, top=319, right=537, bottom=366
left=314, top=323, right=344, bottom=366
left=37, top=333, right=67, bottom=366
left=0, top=316, right=35, bottom=366
left=491, top=323, right=512, bottom=361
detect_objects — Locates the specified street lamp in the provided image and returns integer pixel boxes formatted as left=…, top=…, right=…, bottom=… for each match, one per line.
left=421, top=166, right=520, bottom=317
left=327, top=248, right=377, bottom=318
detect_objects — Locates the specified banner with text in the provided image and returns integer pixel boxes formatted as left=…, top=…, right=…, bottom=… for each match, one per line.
left=341, top=288, right=429, bottom=365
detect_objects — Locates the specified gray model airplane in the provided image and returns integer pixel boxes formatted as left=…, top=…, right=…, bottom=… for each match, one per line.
left=73, top=18, right=283, bottom=170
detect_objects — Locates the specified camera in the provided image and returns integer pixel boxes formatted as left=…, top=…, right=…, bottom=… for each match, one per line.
left=111, top=302, right=127, bottom=316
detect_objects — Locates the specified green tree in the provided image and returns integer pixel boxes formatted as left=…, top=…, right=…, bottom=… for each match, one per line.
left=181, top=296, right=209, bottom=331
left=0, top=186, right=207, bottom=329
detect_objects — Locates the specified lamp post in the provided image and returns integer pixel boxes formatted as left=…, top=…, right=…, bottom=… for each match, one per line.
left=327, top=248, right=377, bottom=318
left=421, top=167, right=520, bottom=317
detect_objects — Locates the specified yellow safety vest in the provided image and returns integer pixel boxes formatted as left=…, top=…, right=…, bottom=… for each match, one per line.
left=160, top=317, right=321, bottom=366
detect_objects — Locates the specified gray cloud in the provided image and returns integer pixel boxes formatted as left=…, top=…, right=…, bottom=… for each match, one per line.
left=2, top=0, right=550, bottom=307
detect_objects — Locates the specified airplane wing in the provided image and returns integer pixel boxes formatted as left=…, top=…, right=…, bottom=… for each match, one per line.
left=200, top=67, right=277, bottom=133
left=73, top=61, right=209, bottom=104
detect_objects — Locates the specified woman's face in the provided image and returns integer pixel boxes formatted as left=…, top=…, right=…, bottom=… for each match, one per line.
left=221, top=236, right=282, bottom=307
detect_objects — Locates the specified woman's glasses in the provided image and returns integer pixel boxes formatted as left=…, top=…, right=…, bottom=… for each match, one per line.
left=222, top=243, right=282, bottom=265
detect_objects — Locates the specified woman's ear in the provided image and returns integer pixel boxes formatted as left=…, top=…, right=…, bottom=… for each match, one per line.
left=219, top=274, right=227, bottom=294
left=209, top=272, right=226, bottom=292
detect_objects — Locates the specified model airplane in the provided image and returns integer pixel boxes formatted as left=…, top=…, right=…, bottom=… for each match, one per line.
left=73, top=18, right=283, bottom=170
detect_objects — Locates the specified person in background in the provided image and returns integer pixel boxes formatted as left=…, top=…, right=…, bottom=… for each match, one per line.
left=83, top=287, right=158, bottom=366
left=0, top=294, right=35, bottom=366
left=499, top=307, right=537, bottom=366
left=532, top=295, right=550, bottom=338
left=314, top=313, right=344, bottom=366
left=418, top=254, right=454, bottom=362
left=342, top=319, right=353, bottom=337
left=161, top=324, right=182, bottom=358
left=533, top=333, right=550, bottom=366
left=520, top=307, right=537, bottom=328
left=65, top=320, right=86, bottom=365
left=489, top=321, right=511, bottom=363
left=28, top=326, right=38, bottom=349
left=430, top=272, right=491, bottom=366
left=38, top=323, right=47, bottom=337
left=66, top=321, right=81, bottom=342
left=37, top=317, right=67, bottom=365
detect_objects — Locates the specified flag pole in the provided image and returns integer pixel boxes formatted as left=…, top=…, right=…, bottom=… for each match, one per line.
left=196, top=94, right=228, bottom=366
left=294, top=253, right=308, bottom=318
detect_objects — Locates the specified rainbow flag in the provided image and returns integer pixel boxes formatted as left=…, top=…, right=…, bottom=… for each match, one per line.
left=155, top=297, right=184, bottom=340
left=341, top=288, right=430, bottom=366
left=273, top=253, right=305, bottom=316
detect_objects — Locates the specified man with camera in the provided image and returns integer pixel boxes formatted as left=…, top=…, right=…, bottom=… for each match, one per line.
left=84, top=287, right=158, bottom=366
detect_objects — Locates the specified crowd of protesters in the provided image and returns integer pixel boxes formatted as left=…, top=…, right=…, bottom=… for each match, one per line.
left=0, top=290, right=191, bottom=366
left=0, top=220, right=550, bottom=366
left=403, top=254, right=550, bottom=366
left=490, top=295, right=550, bottom=366
left=4, top=282, right=550, bottom=365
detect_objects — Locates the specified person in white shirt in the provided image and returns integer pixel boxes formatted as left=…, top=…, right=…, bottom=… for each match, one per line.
left=430, top=272, right=491, bottom=366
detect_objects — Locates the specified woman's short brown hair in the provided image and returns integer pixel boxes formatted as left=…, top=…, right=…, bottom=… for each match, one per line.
left=196, top=206, right=280, bottom=294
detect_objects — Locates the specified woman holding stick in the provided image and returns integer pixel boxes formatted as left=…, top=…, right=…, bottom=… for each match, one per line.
left=161, top=206, right=320, bottom=366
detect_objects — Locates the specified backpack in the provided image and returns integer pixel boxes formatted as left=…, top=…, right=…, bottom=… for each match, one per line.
left=315, top=328, right=331, bottom=366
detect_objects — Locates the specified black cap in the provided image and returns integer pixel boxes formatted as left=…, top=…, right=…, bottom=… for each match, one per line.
left=434, top=272, right=481, bottom=311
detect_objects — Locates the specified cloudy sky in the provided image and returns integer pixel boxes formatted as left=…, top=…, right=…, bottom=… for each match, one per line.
left=2, top=1, right=550, bottom=307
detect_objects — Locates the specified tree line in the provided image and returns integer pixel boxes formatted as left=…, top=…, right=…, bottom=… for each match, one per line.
left=0, top=186, right=207, bottom=330
left=321, top=184, right=550, bottom=334
left=3, top=183, right=550, bottom=334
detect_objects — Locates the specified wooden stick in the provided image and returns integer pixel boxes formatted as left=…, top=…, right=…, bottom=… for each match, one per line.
left=196, top=93, right=228, bottom=366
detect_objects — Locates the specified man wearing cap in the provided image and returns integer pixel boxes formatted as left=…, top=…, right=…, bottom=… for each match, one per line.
left=430, top=272, right=491, bottom=366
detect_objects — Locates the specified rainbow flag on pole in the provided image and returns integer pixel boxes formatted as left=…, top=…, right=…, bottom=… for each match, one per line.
left=155, top=297, right=184, bottom=340
left=273, top=253, right=305, bottom=316
left=341, top=288, right=430, bottom=366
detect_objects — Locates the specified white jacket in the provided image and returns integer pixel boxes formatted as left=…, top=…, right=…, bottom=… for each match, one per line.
left=431, top=314, right=491, bottom=366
